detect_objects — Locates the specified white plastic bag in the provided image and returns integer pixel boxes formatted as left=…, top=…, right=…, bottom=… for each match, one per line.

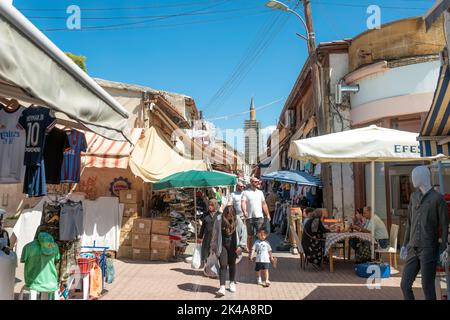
left=191, top=244, right=202, bottom=269
left=204, top=253, right=219, bottom=278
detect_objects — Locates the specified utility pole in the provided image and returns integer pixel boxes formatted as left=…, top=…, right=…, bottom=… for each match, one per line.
left=303, top=0, right=333, bottom=214
left=302, top=0, right=324, bottom=135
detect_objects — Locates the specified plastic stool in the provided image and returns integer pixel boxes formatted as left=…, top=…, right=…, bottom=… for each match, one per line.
left=18, top=286, right=60, bottom=300
left=66, top=273, right=90, bottom=300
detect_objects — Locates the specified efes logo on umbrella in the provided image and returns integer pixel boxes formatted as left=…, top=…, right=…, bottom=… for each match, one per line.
left=394, top=144, right=421, bottom=154
left=109, top=177, right=132, bottom=197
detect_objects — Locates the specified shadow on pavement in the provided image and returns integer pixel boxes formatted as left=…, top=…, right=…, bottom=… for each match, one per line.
left=178, top=283, right=217, bottom=296
left=303, top=285, right=424, bottom=300
left=171, top=268, right=205, bottom=277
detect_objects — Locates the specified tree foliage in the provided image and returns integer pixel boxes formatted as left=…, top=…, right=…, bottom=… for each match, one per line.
left=65, top=52, right=87, bottom=72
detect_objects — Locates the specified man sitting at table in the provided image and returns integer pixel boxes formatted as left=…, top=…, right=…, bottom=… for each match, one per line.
left=353, top=206, right=389, bottom=249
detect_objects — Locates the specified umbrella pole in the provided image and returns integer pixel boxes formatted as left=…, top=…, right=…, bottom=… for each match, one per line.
left=194, top=188, right=197, bottom=243
left=371, top=161, right=376, bottom=260
left=438, top=160, right=445, bottom=195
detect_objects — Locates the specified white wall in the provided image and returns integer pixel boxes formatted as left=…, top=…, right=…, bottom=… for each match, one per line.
left=350, top=60, right=440, bottom=125
left=328, top=53, right=355, bottom=220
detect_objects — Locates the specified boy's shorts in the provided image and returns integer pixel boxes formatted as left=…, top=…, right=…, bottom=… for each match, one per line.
left=255, top=262, right=271, bottom=271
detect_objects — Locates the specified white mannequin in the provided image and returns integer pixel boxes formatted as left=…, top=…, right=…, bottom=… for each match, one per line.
left=411, top=166, right=433, bottom=195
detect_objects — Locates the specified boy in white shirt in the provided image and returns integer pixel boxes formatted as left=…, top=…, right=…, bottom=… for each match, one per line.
left=251, top=228, right=276, bottom=287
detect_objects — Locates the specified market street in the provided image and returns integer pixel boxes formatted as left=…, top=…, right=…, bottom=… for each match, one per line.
left=12, top=234, right=431, bottom=300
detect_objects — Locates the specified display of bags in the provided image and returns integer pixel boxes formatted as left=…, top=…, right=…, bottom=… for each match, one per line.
left=191, top=244, right=202, bottom=269
left=355, top=262, right=390, bottom=278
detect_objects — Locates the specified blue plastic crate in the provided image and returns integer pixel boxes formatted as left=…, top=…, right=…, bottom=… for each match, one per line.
left=355, top=262, right=390, bottom=278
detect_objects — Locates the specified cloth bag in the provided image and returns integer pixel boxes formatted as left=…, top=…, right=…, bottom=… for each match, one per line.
left=191, top=244, right=202, bottom=269
left=204, top=253, right=219, bottom=278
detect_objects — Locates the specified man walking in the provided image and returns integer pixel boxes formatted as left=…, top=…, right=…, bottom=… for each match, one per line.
left=241, top=177, right=271, bottom=258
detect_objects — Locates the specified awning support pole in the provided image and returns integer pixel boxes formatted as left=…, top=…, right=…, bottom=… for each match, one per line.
left=371, top=161, right=376, bottom=260
left=194, top=188, right=197, bottom=243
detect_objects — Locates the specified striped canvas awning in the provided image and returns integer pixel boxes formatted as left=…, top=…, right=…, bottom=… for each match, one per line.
left=84, top=128, right=143, bottom=169
left=419, top=65, right=450, bottom=157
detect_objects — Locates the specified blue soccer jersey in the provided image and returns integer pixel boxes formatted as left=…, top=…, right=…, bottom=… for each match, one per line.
left=61, top=130, right=87, bottom=183
left=17, top=106, right=56, bottom=166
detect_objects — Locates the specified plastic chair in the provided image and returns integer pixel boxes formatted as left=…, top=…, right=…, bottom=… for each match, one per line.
left=18, top=286, right=60, bottom=300
left=375, top=224, right=399, bottom=269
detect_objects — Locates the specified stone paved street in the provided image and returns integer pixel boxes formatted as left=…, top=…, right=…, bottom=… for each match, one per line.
left=98, top=254, right=426, bottom=300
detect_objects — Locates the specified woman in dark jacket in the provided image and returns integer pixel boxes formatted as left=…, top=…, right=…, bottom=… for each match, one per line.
left=198, top=199, right=220, bottom=265
left=301, top=209, right=329, bottom=269
left=210, top=205, right=247, bottom=297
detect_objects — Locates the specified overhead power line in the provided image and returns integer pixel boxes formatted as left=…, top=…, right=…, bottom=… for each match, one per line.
left=205, top=96, right=286, bottom=121
left=18, top=0, right=227, bottom=12
left=27, top=5, right=262, bottom=20
left=315, top=1, right=429, bottom=10
left=39, top=1, right=231, bottom=31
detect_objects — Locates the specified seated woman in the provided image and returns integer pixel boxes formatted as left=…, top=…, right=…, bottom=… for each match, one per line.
left=349, top=208, right=365, bottom=250
left=301, top=209, right=329, bottom=269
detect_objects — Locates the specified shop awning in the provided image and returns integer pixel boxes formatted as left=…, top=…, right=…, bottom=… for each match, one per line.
left=83, top=128, right=143, bottom=169
left=289, top=125, right=442, bottom=163
left=0, top=2, right=130, bottom=141
left=419, top=65, right=450, bottom=157
left=129, top=126, right=207, bottom=183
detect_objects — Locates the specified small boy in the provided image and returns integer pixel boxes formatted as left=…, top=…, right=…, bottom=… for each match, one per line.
left=251, top=228, right=276, bottom=287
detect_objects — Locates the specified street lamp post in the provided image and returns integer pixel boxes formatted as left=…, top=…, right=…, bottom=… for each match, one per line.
left=265, top=0, right=324, bottom=135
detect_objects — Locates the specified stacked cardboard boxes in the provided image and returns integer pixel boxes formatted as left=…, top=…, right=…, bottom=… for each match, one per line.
left=150, top=217, right=173, bottom=261
left=117, top=189, right=142, bottom=259
left=131, top=218, right=152, bottom=260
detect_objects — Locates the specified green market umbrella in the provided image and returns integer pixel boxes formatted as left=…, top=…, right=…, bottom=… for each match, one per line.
left=153, top=170, right=237, bottom=242
left=153, top=170, right=237, bottom=191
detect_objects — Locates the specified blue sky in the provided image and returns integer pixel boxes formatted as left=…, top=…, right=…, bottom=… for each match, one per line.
left=13, top=0, right=436, bottom=150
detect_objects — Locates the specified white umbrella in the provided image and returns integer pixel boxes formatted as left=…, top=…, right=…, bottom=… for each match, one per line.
left=288, top=125, right=445, bottom=258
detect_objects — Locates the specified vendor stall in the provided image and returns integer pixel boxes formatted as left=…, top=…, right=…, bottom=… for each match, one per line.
left=0, top=2, right=131, bottom=299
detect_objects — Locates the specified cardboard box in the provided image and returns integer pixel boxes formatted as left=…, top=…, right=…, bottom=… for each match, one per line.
left=150, top=248, right=173, bottom=261
left=133, top=218, right=152, bottom=235
left=121, top=216, right=138, bottom=231
left=132, top=248, right=151, bottom=260
left=120, top=230, right=132, bottom=246
left=117, top=246, right=132, bottom=259
left=151, top=217, right=171, bottom=236
left=120, top=189, right=142, bottom=204
left=132, top=233, right=151, bottom=249
left=151, top=234, right=171, bottom=250
left=123, top=203, right=141, bottom=217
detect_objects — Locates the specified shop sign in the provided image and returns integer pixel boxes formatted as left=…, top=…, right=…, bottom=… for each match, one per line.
left=109, top=177, right=132, bottom=197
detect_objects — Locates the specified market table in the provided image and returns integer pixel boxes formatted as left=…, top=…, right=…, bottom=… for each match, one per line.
left=325, top=232, right=372, bottom=272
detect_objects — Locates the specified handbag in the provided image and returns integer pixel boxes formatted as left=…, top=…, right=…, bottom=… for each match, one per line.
left=355, top=240, right=372, bottom=264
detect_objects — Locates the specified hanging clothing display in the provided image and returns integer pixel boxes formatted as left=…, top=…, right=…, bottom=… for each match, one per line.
left=18, top=106, right=56, bottom=197
left=20, top=232, right=60, bottom=293
left=56, top=240, right=80, bottom=283
left=17, top=106, right=56, bottom=166
left=35, top=202, right=61, bottom=241
left=61, top=129, right=87, bottom=184
left=0, top=104, right=26, bottom=184
left=59, top=200, right=84, bottom=241
left=43, top=127, right=69, bottom=184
